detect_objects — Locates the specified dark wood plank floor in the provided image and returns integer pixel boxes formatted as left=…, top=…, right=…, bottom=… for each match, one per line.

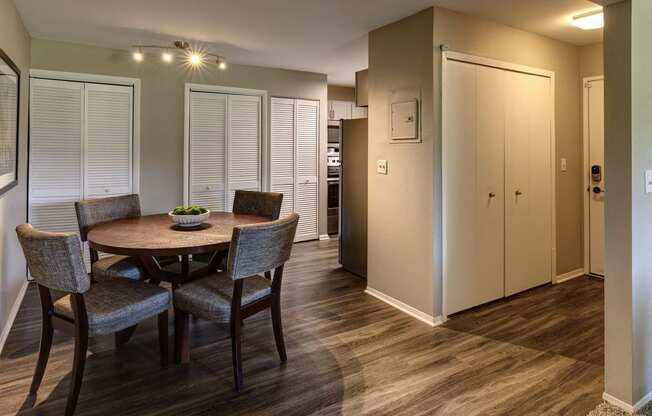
left=0, top=239, right=604, bottom=415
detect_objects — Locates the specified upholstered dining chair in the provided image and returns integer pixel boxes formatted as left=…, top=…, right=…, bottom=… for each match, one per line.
left=173, top=213, right=299, bottom=391
left=75, top=194, right=146, bottom=281
left=75, top=194, right=178, bottom=281
left=16, top=224, right=170, bottom=416
left=191, top=190, right=284, bottom=271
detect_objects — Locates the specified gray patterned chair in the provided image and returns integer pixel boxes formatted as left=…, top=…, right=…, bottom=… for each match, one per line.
left=75, top=194, right=146, bottom=281
left=16, top=224, right=170, bottom=416
left=173, top=213, right=298, bottom=391
left=191, top=190, right=284, bottom=271
left=75, top=194, right=178, bottom=281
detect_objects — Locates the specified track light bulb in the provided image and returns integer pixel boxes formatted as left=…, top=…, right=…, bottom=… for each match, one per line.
left=133, top=49, right=144, bottom=62
left=189, top=52, right=203, bottom=66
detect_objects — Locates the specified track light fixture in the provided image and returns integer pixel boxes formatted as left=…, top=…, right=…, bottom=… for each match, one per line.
left=130, top=40, right=227, bottom=70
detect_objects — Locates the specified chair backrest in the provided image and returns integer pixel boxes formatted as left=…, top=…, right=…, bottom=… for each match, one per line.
left=16, top=224, right=90, bottom=294
left=226, top=213, right=299, bottom=280
left=75, top=194, right=141, bottom=241
left=232, top=190, right=283, bottom=220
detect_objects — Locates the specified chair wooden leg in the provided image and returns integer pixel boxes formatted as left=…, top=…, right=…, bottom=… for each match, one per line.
left=230, top=318, right=243, bottom=392
left=29, top=315, right=53, bottom=395
left=158, top=310, right=169, bottom=367
left=174, top=308, right=190, bottom=364
left=115, top=325, right=137, bottom=348
left=66, top=328, right=88, bottom=416
left=271, top=295, right=287, bottom=362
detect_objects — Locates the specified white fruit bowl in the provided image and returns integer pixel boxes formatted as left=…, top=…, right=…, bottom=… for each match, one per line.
left=168, top=210, right=210, bottom=228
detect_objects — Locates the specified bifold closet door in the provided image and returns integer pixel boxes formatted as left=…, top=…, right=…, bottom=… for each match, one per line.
left=29, top=79, right=84, bottom=237
left=84, top=83, right=133, bottom=198
left=188, top=92, right=227, bottom=211
left=504, top=71, right=552, bottom=296
left=270, top=97, right=295, bottom=217
left=270, top=97, right=319, bottom=242
left=444, top=61, right=505, bottom=315
left=295, top=99, right=319, bottom=241
left=187, top=92, right=261, bottom=211
left=227, top=94, right=262, bottom=210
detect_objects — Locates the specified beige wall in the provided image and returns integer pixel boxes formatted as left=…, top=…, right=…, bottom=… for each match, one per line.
left=580, top=43, right=604, bottom=79
left=328, top=85, right=356, bottom=102
left=369, top=6, right=589, bottom=318
left=0, top=0, right=30, bottom=349
left=434, top=7, right=584, bottom=282
left=367, top=9, right=435, bottom=315
left=30, top=39, right=329, bottom=236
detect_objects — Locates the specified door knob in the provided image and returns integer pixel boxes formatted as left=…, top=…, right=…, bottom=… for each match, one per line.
left=515, top=190, right=523, bottom=196
left=592, top=186, right=605, bottom=194
left=488, top=192, right=496, bottom=198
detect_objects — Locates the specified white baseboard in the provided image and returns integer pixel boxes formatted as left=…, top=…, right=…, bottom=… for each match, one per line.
left=365, top=287, right=445, bottom=327
left=602, top=390, right=652, bottom=414
left=318, top=234, right=330, bottom=241
left=0, top=279, right=29, bottom=355
left=603, top=392, right=635, bottom=414
left=554, top=268, right=585, bottom=284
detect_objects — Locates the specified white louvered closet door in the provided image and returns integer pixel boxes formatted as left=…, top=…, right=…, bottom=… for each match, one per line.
left=29, top=79, right=83, bottom=237
left=188, top=92, right=227, bottom=211
left=270, top=97, right=295, bottom=217
left=227, top=94, right=262, bottom=210
left=84, top=83, right=133, bottom=198
left=295, top=99, right=319, bottom=241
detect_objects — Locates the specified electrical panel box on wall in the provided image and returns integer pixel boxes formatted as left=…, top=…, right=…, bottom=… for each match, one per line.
left=389, top=86, right=421, bottom=143
left=391, top=100, right=418, bottom=140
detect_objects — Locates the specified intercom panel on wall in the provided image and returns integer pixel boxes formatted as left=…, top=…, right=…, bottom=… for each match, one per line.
left=389, top=87, right=421, bottom=143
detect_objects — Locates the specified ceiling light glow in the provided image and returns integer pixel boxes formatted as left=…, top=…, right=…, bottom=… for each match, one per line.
left=133, top=49, right=144, bottom=62
left=572, top=11, right=604, bottom=30
left=189, top=52, right=203, bottom=66
left=162, top=51, right=173, bottom=63
left=217, top=56, right=227, bottom=70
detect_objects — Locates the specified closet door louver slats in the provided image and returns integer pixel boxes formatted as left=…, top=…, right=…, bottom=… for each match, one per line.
left=29, top=78, right=135, bottom=272
left=270, top=97, right=319, bottom=242
left=227, top=94, right=261, bottom=211
left=84, top=83, right=133, bottom=197
left=295, top=99, right=319, bottom=241
left=270, top=97, right=295, bottom=217
left=29, top=79, right=84, bottom=257
left=188, top=92, right=227, bottom=211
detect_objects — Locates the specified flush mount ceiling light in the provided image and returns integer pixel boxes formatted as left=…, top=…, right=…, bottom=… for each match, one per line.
left=572, top=10, right=604, bottom=30
left=130, top=40, right=227, bottom=70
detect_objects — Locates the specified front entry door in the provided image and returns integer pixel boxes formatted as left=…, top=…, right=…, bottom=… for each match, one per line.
left=587, top=78, right=605, bottom=276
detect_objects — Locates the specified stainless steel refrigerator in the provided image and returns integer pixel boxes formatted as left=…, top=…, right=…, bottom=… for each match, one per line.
left=339, top=118, right=367, bottom=278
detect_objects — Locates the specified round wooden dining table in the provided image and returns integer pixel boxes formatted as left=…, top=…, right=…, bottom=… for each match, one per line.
left=87, top=212, right=268, bottom=285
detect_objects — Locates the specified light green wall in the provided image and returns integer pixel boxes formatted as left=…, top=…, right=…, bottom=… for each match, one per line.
left=0, top=0, right=30, bottom=350
left=30, top=39, right=329, bottom=235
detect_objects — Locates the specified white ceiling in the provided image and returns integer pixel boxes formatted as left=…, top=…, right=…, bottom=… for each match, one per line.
left=15, top=0, right=603, bottom=87
left=14, top=0, right=434, bottom=86
left=433, top=0, right=603, bottom=46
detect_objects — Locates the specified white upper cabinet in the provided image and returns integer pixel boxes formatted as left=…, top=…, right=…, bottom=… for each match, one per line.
left=84, top=83, right=133, bottom=198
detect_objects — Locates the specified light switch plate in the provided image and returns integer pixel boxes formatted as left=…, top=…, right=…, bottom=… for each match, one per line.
left=377, top=159, right=388, bottom=175
left=561, top=158, right=567, bottom=172
left=645, top=169, right=652, bottom=194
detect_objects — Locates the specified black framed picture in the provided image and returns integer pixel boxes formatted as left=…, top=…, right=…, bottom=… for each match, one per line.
left=0, top=48, right=19, bottom=196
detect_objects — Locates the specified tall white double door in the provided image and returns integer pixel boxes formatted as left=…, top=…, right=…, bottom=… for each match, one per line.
left=444, top=57, right=554, bottom=315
